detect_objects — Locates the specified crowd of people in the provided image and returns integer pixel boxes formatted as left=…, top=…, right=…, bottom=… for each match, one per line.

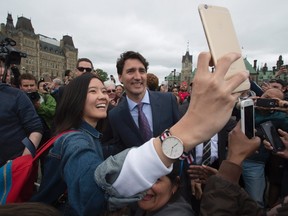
left=1, top=50, right=288, bottom=216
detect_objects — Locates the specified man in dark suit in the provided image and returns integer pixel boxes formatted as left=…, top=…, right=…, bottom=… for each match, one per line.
left=102, top=51, right=180, bottom=157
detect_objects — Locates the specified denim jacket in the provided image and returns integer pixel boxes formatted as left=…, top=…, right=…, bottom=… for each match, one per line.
left=31, top=121, right=106, bottom=216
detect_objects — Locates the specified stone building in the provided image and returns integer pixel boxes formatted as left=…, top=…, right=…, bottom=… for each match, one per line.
left=180, top=49, right=193, bottom=85
left=0, top=13, right=78, bottom=80
left=165, top=48, right=193, bottom=87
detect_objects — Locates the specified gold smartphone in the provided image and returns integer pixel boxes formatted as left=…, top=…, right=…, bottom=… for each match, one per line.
left=198, top=4, right=250, bottom=93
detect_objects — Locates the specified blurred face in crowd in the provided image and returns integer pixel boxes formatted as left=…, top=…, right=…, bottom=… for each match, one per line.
left=83, top=78, right=109, bottom=127
left=116, top=85, right=124, bottom=97
left=75, top=60, right=93, bottom=77
left=138, top=176, right=178, bottom=212
left=106, top=85, right=116, bottom=100
left=270, top=82, right=285, bottom=92
left=160, top=84, right=168, bottom=92
left=38, top=81, right=51, bottom=94
left=180, top=82, right=188, bottom=92
left=171, top=87, right=179, bottom=97
left=118, top=58, right=147, bottom=102
left=20, top=79, right=37, bottom=93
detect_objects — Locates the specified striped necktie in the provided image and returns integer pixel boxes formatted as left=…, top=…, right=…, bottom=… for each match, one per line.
left=202, top=139, right=211, bottom=165
left=137, top=102, right=153, bottom=142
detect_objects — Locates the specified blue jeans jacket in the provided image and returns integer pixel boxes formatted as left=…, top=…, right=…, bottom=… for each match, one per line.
left=31, top=121, right=106, bottom=216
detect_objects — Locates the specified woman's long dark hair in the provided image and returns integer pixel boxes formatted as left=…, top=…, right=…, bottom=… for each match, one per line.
left=54, top=73, right=102, bottom=134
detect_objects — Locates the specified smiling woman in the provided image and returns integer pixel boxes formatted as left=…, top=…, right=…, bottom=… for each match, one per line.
left=135, top=161, right=195, bottom=216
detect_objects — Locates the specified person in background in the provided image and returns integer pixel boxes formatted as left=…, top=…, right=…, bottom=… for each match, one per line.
left=104, top=80, right=118, bottom=106
left=50, top=78, right=63, bottom=102
left=147, top=73, right=159, bottom=91
left=170, top=86, right=180, bottom=104
left=63, top=69, right=73, bottom=85
left=200, top=122, right=288, bottom=216
left=115, top=84, right=124, bottom=98
left=159, top=81, right=168, bottom=92
left=135, top=161, right=195, bottom=216
left=261, top=78, right=288, bottom=100
left=178, top=81, right=190, bottom=104
left=0, top=58, right=43, bottom=167
left=19, top=73, right=54, bottom=145
left=37, top=78, right=57, bottom=129
left=242, top=88, right=288, bottom=208
left=57, top=58, right=94, bottom=102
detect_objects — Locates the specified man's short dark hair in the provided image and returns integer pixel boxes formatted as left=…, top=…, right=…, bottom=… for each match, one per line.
left=76, top=58, right=93, bottom=69
left=270, top=78, right=287, bottom=87
left=116, top=51, right=149, bottom=75
left=19, top=73, right=37, bottom=85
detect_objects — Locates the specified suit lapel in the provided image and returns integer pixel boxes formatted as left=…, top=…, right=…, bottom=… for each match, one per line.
left=117, top=97, right=144, bottom=141
left=149, top=91, right=161, bottom=136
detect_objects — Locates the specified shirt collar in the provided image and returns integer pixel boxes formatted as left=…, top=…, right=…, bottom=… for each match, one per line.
left=127, top=89, right=150, bottom=111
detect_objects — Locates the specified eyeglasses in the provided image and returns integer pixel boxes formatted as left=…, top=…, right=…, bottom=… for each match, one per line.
left=107, top=89, right=116, bottom=93
left=77, top=67, right=92, bottom=73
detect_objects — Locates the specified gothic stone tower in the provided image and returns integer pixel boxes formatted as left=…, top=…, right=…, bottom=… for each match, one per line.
left=180, top=50, right=193, bottom=84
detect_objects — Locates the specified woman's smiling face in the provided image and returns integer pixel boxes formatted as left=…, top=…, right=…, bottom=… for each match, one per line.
left=82, top=78, right=109, bottom=127
left=138, top=176, right=177, bottom=212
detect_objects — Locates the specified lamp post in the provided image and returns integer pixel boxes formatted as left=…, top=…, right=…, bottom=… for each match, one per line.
left=172, top=69, right=176, bottom=86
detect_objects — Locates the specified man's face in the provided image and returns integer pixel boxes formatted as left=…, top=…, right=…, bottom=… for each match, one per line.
left=180, top=82, right=188, bottom=91
left=75, top=61, right=93, bottom=77
left=20, top=79, right=37, bottom=92
left=270, top=82, right=285, bottom=92
left=118, top=58, right=147, bottom=101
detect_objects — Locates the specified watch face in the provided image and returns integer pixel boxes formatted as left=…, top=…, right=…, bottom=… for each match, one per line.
left=162, top=136, right=184, bottom=159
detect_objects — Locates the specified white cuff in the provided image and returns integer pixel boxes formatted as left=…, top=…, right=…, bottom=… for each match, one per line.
left=112, top=138, right=173, bottom=196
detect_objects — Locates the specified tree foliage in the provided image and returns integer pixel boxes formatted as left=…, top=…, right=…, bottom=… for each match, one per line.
left=95, top=68, right=109, bottom=82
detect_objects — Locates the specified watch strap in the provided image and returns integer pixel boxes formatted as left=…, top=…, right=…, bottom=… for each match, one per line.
left=159, top=129, right=171, bottom=142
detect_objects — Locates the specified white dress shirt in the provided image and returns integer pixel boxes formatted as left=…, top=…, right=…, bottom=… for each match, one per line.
left=195, top=134, right=218, bottom=165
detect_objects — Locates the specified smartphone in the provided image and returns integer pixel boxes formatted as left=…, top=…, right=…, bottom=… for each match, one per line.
left=198, top=4, right=250, bottom=93
left=240, top=98, right=255, bottom=138
left=255, top=98, right=278, bottom=108
left=260, top=121, right=285, bottom=152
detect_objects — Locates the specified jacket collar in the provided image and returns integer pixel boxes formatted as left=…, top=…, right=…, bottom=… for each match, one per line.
left=79, top=120, right=102, bottom=139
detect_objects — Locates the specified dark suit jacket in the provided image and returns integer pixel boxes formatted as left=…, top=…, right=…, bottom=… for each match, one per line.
left=102, top=90, right=180, bottom=157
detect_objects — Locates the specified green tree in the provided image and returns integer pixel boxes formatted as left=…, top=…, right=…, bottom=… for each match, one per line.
left=95, top=68, right=109, bottom=81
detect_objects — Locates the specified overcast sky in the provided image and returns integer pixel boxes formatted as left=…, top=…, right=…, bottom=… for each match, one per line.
left=1, top=0, right=287, bottom=83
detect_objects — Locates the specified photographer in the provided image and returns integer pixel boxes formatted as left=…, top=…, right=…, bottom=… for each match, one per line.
left=0, top=57, right=43, bottom=167
left=19, top=74, right=56, bottom=148
left=37, top=79, right=57, bottom=129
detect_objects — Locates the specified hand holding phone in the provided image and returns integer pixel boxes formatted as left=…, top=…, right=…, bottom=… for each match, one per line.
left=198, top=4, right=250, bottom=93
left=255, top=98, right=278, bottom=108
left=240, top=98, right=255, bottom=138
left=260, top=121, right=285, bottom=152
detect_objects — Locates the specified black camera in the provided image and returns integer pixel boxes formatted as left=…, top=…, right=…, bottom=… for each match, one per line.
left=43, top=83, right=50, bottom=92
left=26, top=92, right=40, bottom=102
left=255, top=98, right=278, bottom=108
left=0, top=37, right=27, bottom=83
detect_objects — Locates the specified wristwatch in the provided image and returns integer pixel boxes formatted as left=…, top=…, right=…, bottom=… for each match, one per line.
left=159, top=129, right=184, bottom=159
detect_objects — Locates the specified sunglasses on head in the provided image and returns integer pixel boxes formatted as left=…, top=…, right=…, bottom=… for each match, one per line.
left=77, top=67, right=92, bottom=73
left=107, top=89, right=116, bottom=93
